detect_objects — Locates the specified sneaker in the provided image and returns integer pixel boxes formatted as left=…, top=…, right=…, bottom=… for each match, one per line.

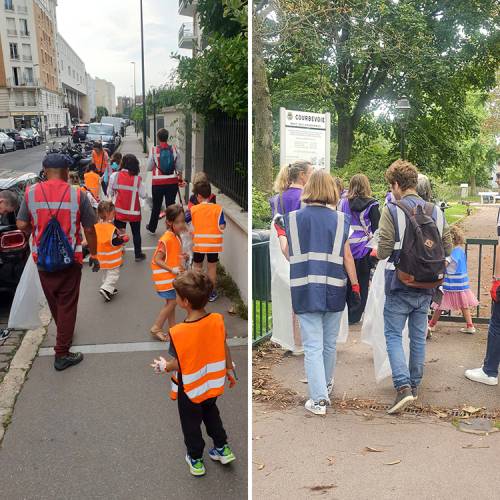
left=208, top=444, right=236, bottom=465
left=464, top=367, right=498, bottom=386
left=327, top=379, right=334, bottom=396
left=291, top=347, right=304, bottom=356
left=427, top=324, right=435, bottom=340
left=305, top=399, right=327, bottom=415
left=54, top=352, right=84, bottom=371
left=145, top=224, right=155, bottom=235
left=460, top=326, right=476, bottom=334
left=387, top=386, right=414, bottom=414
left=208, top=290, right=219, bottom=302
left=411, top=386, right=418, bottom=400
left=99, top=289, right=111, bottom=302
left=185, top=454, right=206, bottom=476
left=111, top=288, right=119, bottom=296
left=135, top=253, right=147, bottom=262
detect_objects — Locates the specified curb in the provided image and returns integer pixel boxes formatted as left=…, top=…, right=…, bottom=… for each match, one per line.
left=0, top=307, right=51, bottom=446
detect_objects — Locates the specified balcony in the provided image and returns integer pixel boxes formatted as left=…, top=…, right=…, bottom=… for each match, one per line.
left=17, top=5, right=28, bottom=14
left=178, top=22, right=195, bottom=49
left=7, top=77, right=39, bottom=88
left=178, top=0, right=196, bottom=16
left=19, top=31, right=30, bottom=37
left=7, top=29, right=17, bottom=36
left=23, top=55, right=33, bottom=62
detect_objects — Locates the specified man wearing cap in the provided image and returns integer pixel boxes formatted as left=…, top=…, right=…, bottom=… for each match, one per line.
left=465, top=169, right=500, bottom=386
left=16, top=153, right=99, bottom=371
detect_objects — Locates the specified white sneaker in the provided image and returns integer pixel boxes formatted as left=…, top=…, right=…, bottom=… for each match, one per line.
left=305, top=399, right=327, bottom=415
left=291, top=347, right=304, bottom=356
left=460, top=326, right=476, bottom=334
left=464, top=367, right=498, bottom=386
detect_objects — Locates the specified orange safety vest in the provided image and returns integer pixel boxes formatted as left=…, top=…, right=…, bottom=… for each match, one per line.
left=169, top=313, right=227, bottom=403
left=114, top=170, right=142, bottom=222
left=151, top=231, right=182, bottom=292
left=92, top=150, right=109, bottom=175
left=191, top=203, right=224, bottom=254
left=95, top=222, right=123, bottom=269
left=84, top=171, right=100, bottom=200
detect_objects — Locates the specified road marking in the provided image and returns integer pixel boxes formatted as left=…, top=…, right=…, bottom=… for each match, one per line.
left=37, top=337, right=247, bottom=356
left=124, top=246, right=156, bottom=252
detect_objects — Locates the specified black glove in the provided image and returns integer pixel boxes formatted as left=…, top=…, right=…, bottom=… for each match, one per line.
left=89, top=257, right=100, bottom=272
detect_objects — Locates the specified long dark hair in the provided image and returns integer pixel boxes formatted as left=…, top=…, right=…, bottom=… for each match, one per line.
left=121, top=154, right=140, bottom=176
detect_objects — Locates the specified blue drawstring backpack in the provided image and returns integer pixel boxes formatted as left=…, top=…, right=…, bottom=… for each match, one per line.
left=157, top=145, right=175, bottom=175
left=36, top=185, right=75, bottom=272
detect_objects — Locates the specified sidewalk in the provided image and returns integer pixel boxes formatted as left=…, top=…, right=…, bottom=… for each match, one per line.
left=0, top=132, right=248, bottom=499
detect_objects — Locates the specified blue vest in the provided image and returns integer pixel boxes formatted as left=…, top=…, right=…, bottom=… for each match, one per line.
left=443, top=247, right=469, bottom=291
left=285, top=205, right=350, bottom=314
left=385, top=196, right=445, bottom=295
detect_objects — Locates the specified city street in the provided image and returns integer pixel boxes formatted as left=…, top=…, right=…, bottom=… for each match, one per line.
left=0, top=141, right=50, bottom=174
left=0, top=132, right=248, bottom=498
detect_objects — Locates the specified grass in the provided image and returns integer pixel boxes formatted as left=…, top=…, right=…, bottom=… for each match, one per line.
left=216, top=263, right=247, bottom=320
left=253, top=300, right=272, bottom=340
left=445, top=204, right=470, bottom=225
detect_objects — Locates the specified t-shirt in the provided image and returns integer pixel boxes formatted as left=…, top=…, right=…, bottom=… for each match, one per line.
left=269, top=187, right=302, bottom=218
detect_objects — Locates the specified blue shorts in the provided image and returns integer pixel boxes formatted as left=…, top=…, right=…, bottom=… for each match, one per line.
left=158, top=289, right=176, bottom=300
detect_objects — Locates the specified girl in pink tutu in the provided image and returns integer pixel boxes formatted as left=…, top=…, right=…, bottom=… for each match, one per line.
left=428, top=225, right=479, bottom=336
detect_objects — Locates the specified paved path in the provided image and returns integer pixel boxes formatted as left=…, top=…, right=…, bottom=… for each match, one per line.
left=0, top=133, right=248, bottom=499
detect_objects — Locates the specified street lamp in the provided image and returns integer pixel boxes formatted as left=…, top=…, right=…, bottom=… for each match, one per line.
left=396, top=97, right=411, bottom=160
left=130, top=61, right=136, bottom=108
left=140, top=0, right=147, bottom=153
left=152, top=88, right=157, bottom=146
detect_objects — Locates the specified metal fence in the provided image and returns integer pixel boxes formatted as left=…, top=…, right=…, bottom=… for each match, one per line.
left=252, top=241, right=272, bottom=344
left=204, top=112, right=247, bottom=211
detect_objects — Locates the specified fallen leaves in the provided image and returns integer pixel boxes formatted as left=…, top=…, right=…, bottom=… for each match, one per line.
left=462, top=406, right=484, bottom=415
left=254, top=461, right=265, bottom=471
left=308, top=484, right=337, bottom=492
left=384, top=460, right=401, bottom=465
left=462, top=444, right=490, bottom=449
left=326, top=456, right=335, bottom=466
left=364, top=446, right=384, bottom=453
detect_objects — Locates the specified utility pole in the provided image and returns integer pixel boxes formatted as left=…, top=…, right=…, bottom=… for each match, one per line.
left=153, top=88, right=157, bottom=146
left=140, top=0, right=147, bottom=153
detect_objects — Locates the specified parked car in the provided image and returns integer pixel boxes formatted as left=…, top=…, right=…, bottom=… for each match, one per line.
left=19, top=130, right=34, bottom=148
left=86, top=122, right=119, bottom=154
left=72, top=123, right=88, bottom=143
left=0, top=171, right=39, bottom=294
left=3, top=129, right=25, bottom=149
left=0, top=132, right=16, bottom=153
left=22, top=128, right=39, bottom=146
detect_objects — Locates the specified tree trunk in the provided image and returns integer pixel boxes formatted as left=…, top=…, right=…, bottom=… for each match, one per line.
left=469, top=174, right=477, bottom=195
left=252, top=19, right=274, bottom=193
left=335, top=114, right=354, bottom=168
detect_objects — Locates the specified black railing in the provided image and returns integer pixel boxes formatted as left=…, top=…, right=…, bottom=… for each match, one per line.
left=204, top=112, right=247, bottom=211
left=252, top=241, right=272, bottom=344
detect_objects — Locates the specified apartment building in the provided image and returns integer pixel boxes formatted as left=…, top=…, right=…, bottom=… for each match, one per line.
left=117, top=95, right=132, bottom=116
left=95, top=76, right=116, bottom=115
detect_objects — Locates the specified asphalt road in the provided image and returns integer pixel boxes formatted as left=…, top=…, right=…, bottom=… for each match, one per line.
left=0, top=140, right=55, bottom=174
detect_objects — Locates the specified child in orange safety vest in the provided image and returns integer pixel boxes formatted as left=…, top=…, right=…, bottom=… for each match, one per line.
left=189, top=180, right=225, bottom=302
left=95, top=201, right=129, bottom=302
left=151, top=270, right=237, bottom=477
left=84, top=164, right=101, bottom=202
left=150, top=204, right=187, bottom=341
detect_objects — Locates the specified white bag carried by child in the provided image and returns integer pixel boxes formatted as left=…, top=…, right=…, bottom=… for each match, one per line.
left=8, top=254, right=47, bottom=330
left=361, top=258, right=410, bottom=383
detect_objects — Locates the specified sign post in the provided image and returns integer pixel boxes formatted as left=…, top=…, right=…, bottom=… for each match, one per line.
left=280, top=108, right=330, bottom=169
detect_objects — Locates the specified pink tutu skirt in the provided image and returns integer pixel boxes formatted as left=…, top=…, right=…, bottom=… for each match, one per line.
left=432, top=289, right=479, bottom=311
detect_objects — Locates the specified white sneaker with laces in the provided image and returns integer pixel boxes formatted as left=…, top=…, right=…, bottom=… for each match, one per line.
left=464, top=367, right=498, bottom=386
left=460, top=326, right=476, bottom=334
left=305, top=399, right=327, bottom=415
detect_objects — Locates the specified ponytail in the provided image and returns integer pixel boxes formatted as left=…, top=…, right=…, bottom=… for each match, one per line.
left=273, top=165, right=290, bottom=193
left=273, top=160, right=312, bottom=193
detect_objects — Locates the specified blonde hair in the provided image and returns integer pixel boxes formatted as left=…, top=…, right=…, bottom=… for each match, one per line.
left=69, top=172, right=80, bottom=185
left=450, top=225, right=465, bottom=246
left=348, top=174, right=372, bottom=199
left=273, top=160, right=312, bottom=193
left=333, top=176, right=344, bottom=196
left=302, top=169, right=339, bottom=206
left=97, top=200, right=115, bottom=220
left=193, top=171, right=208, bottom=184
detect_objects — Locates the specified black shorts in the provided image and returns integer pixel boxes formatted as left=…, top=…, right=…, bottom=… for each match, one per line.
left=193, top=252, right=219, bottom=264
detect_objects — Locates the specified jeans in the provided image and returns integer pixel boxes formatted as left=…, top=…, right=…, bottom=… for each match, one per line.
left=297, top=311, right=342, bottom=402
left=114, top=219, right=142, bottom=258
left=384, top=291, right=432, bottom=390
left=483, top=300, right=500, bottom=377
left=148, top=184, right=179, bottom=232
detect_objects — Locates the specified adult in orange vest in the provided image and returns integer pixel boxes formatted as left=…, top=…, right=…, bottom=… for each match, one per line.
left=146, top=128, right=185, bottom=234
left=83, top=164, right=101, bottom=201
left=190, top=180, right=225, bottom=302
left=16, top=153, right=98, bottom=371
left=108, top=153, right=147, bottom=261
left=151, top=271, right=236, bottom=476
left=95, top=200, right=129, bottom=302
left=150, top=204, right=186, bottom=341
left=91, top=142, right=109, bottom=178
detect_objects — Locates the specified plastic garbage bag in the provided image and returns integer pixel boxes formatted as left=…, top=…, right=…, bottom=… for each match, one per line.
left=361, top=258, right=410, bottom=383
left=337, top=305, right=349, bottom=344
left=8, top=254, right=47, bottom=330
left=180, top=230, right=193, bottom=268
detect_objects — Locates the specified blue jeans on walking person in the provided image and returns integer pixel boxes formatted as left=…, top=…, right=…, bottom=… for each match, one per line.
left=483, top=300, right=500, bottom=377
left=384, top=292, right=432, bottom=390
left=297, top=311, right=343, bottom=402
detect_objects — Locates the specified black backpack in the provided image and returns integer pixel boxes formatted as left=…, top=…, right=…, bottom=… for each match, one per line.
left=393, top=201, right=446, bottom=289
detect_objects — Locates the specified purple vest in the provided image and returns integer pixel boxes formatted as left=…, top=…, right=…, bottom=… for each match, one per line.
left=339, top=198, right=378, bottom=259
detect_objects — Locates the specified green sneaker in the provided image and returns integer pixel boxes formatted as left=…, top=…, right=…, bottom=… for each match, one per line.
left=185, top=454, right=206, bottom=476
left=208, top=444, right=236, bottom=465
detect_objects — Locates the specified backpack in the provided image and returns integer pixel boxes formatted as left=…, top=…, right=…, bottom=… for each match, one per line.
left=393, top=200, right=446, bottom=289
left=36, top=185, right=75, bottom=272
left=156, top=145, right=175, bottom=175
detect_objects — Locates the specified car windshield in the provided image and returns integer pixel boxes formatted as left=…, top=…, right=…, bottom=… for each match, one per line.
left=23, top=129, right=34, bottom=137
left=88, top=124, right=113, bottom=136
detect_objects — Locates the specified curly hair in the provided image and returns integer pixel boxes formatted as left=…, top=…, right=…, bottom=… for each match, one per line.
left=385, top=160, right=418, bottom=192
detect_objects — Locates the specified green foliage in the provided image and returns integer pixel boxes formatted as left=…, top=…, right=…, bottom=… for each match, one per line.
left=96, top=106, right=109, bottom=121
left=146, top=86, right=184, bottom=113
left=197, top=0, right=245, bottom=37
left=252, top=186, right=272, bottom=229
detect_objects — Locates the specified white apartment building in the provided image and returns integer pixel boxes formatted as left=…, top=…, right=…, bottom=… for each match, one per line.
left=0, top=0, right=67, bottom=134
left=95, top=77, right=116, bottom=115
left=86, top=73, right=96, bottom=121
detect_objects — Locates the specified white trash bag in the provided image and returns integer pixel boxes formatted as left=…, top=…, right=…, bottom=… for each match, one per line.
left=337, top=305, right=349, bottom=344
left=8, top=254, right=47, bottom=331
left=361, top=258, right=410, bottom=383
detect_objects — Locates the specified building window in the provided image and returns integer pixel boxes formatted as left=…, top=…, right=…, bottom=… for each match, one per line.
left=12, top=67, right=20, bottom=86
left=22, top=43, right=32, bottom=62
left=15, top=91, right=24, bottom=107
left=6, top=17, right=16, bottom=35
left=17, top=0, right=27, bottom=14
left=24, top=67, right=33, bottom=85
left=9, top=43, right=19, bottom=60
left=4, top=0, right=13, bottom=10
left=27, top=91, right=36, bottom=106
left=19, top=19, right=29, bottom=36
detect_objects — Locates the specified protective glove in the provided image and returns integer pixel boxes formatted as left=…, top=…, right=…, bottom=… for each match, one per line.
left=491, top=280, right=500, bottom=302
left=227, top=370, right=237, bottom=388
left=351, top=283, right=361, bottom=305
left=121, top=234, right=130, bottom=243
left=151, top=356, right=167, bottom=373
left=89, top=256, right=100, bottom=272
left=171, top=267, right=180, bottom=275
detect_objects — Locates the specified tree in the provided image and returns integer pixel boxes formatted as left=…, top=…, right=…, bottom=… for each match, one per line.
left=96, top=106, right=109, bottom=121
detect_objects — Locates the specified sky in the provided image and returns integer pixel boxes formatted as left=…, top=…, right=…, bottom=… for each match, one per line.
left=56, top=0, right=191, bottom=98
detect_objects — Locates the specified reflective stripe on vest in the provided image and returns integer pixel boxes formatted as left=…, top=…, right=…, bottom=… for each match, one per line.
left=170, top=372, right=179, bottom=400
left=444, top=248, right=469, bottom=291
left=27, top=182, right=82, bottom=263
left=169, top=313, right=226, bottom=403
left=152, top=145, right=178, bottom=185
left=191, top=203, right=224, bottom=253
left=95, top=222, right=123, bottom=269
left=151, top=231, right=182, bottom=292
left=115, top=172, right=141, bottom=220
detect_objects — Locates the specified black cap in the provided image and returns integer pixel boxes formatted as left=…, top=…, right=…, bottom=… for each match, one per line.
left=42, top=153, right=72, bottom=169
